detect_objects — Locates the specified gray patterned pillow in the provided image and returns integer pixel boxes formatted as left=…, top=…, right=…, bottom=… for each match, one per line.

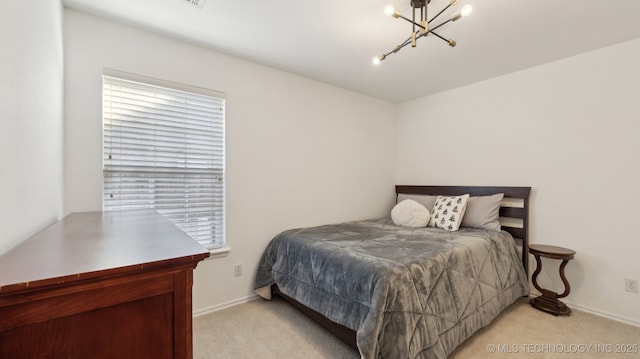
left=428, top=194, right=470, bottom=231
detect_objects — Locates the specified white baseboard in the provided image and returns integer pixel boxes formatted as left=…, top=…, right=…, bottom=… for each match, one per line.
left=562, top=300, right=640, bottom=328
left=527, top=290, right=640, bottom=328
left=193, top=292, right=640, bottom=328
left=192, top=294, right=260, bottom=317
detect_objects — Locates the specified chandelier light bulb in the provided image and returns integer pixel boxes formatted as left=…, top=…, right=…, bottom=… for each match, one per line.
left=451, top=5, right=472, bottom=22
left=384, top=5, right=400, bottom=18
left=372, top=54, right=386, bottom=65
left=384, top=5, right=395, bottom=16
left=461, top=5, right=472, bottom=17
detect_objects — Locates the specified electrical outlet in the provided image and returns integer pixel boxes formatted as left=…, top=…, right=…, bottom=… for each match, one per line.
left=624, top=278, right=639, bottom=293
left=234, top=263, right=243, bottom=277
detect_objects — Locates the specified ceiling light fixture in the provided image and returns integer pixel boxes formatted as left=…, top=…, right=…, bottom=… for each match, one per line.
left=373, top=0, right=472, bottom=65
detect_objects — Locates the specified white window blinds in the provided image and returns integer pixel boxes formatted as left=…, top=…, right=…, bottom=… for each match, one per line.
left=102, top=70, right=225, bottom=249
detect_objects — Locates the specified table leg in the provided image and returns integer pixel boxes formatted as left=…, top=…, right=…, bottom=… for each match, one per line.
left=557, top=259, right=571, bottom=299
left=531, top=254, right=543, bottom=293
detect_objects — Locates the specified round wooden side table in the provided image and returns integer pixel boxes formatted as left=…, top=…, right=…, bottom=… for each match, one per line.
left=529, top=244, right=576, bottom=316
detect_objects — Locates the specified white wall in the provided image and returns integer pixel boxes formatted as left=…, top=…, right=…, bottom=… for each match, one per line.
left=396, top=38, right=640, bottom=325
left=0, top=0, right=64, bottom=255
left=63, top=9, right=396, bottom=312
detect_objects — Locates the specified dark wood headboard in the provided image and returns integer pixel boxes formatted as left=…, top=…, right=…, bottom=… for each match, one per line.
left=395, top=185, right=532, bottom=274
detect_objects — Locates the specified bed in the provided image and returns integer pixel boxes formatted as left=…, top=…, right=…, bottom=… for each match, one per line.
left=255, top=185, right=531, bottom=358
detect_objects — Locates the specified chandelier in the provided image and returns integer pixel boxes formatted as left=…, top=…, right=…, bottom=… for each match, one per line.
left=373, top=0, right=473, bottom=65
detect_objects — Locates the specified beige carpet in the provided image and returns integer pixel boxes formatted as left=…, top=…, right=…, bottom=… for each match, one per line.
left=193, top=297, right=640, bottom=358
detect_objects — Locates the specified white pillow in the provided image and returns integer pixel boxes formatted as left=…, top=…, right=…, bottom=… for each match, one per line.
left=391, top=199, right=431, bottom=228
left=429, top=194, right=470, bottom=231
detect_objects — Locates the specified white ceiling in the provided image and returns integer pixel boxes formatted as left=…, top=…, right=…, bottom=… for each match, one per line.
left=63, top=0, right=640, bottom=103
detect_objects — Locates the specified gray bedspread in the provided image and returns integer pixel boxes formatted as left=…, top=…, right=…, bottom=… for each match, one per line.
left=255, top=218, right=528, bottom=359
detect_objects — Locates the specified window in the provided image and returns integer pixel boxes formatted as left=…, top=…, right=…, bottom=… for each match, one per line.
left=102, top=69, right=225, bottom=250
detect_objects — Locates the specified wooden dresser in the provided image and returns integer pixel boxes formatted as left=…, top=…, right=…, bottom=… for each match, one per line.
left=0, top=210, right=210, bottom=358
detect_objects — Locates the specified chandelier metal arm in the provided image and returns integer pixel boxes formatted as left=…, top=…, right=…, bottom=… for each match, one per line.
left=396, top=14, right=427, bottom=30
left=428, top=4, right=452, bottom=24
left=415, top=29, right=456, bottom=47
left=429, top=18, right=453, bottom=33
left=428, top=31, right=449, bottom=44
left=381, top=27, right=450, bottom=59
left=380, top=35, right=415, bottom=59
left=399, top=37, right=413, bottom=48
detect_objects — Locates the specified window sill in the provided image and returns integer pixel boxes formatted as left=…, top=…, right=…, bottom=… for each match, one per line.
left=205, top=246, right=230, bottom=259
